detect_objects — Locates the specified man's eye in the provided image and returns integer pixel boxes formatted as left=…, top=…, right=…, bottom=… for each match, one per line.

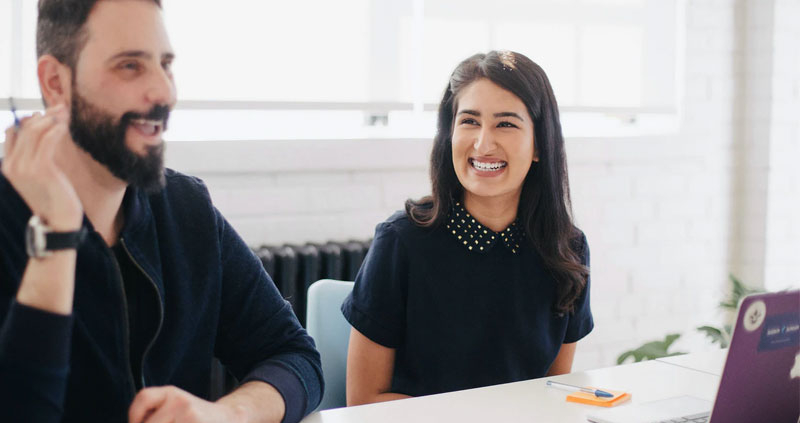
left=120, top=62, right=141, bottom=71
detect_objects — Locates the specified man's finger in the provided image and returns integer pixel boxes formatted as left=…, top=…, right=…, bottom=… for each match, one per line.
left=36, top=122, right=68, bottom=163
left=15, top=113, right=57, bottom=165
left=140, top=399, right=180, bottom=423
left=128, top=386, right=171, bottom=423
left=3, top=126, right=17, bottom=160
left=33, top=105, right=68, bottom=157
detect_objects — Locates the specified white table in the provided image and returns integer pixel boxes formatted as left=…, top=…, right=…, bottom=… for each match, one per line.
left=300, top=354, right=725, bottom=423
left=655, top=349, right=728, bottom=376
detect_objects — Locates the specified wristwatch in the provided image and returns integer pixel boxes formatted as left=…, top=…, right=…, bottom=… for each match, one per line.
left=25, top=215, right=88, bottom=258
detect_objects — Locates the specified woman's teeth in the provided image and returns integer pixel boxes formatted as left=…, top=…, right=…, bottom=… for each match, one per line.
left=470, top=159, right=507, bottom=171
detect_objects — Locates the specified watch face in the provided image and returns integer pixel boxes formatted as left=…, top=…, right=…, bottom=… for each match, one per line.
left=25, top=215, right=51, bottom=258
left=25, top=221, right=36, bottom=257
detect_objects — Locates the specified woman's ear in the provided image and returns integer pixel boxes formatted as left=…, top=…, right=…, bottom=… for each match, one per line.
left=38, top=55, right=72, bottom=107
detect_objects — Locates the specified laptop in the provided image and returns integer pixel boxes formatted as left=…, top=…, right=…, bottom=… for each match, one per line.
left=587, top=290, right=800, bottom=423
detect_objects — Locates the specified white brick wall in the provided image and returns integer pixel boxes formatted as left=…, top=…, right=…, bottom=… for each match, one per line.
left=764, top=0, right=800, bottom=292
left=160, top=0, right=800, bottom=372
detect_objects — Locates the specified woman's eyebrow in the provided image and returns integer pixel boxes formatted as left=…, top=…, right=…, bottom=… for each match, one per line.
left=457, top=109, right=480, bottom=117
left=494, top=112, right=524, bottom=121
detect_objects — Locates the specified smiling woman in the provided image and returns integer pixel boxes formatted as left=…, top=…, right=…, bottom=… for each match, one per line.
left=341, top=51, right=593, bottom=406
left=407, top=51, right=588, bottom=311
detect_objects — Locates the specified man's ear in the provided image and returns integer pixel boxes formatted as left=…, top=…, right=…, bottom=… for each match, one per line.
left=38, top=55, right=72, bottom=108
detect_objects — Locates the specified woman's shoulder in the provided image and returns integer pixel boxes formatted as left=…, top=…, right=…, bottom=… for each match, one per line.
left=374, top=208, right=441, bottom=246
left=569, top=227, right=589, bottom=263
left=381, top=209, right=429, bottom=235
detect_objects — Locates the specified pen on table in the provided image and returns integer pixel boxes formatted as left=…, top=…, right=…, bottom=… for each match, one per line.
left=9, top=97, right=21, bottom=130
left=545, top=380, right=614, bottom=398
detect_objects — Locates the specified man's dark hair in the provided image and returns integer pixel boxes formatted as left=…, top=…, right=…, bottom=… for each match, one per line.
left=37, top=0, right=162, bottom=68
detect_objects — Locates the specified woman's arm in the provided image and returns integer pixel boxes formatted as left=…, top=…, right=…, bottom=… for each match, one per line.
left=546, top=342, right=577, bottom=376
left=346, top=328, right=411, bottom=406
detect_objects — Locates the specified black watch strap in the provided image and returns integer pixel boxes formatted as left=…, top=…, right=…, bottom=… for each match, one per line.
left=44, top=227, right=88, bottom=251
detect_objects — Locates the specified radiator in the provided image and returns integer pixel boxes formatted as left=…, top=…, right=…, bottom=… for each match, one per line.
left=252, top=240, right=371, bottom=326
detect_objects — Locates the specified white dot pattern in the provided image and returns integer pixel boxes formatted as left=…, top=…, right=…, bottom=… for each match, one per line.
left=445, top=202, right=524, bottom=254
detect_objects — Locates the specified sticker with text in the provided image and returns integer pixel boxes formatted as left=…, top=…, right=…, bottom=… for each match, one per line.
left=757, top=312, right=800, bottom=352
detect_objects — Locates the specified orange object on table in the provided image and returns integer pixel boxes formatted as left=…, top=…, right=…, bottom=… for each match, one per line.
left=566, top=388, right=631, bottom=407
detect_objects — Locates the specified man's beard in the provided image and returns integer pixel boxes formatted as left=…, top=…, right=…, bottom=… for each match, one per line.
left=69, top=90, right=170, bottom=193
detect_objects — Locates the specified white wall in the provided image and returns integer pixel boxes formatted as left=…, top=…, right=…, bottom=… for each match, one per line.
left=165, top=0, right=800, bottom=371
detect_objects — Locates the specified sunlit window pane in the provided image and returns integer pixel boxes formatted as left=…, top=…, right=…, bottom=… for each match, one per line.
left=3, top=0, right=678, bottom=140
left=0, top=1, right=11, bottom=98
left=20, top=0, right=39, bottom=98
left=579, top=25, right=643, bottom=107
left=162, top=0, right=371, bottom=102
left=493, top=23, right=578, bottom=106
left=417, top=18, right=491, bottom=104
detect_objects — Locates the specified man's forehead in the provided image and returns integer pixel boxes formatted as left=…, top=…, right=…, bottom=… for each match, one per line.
left=82, top=0, right=172, bottom=58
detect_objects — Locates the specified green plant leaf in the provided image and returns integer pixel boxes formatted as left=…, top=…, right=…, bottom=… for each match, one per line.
left=616, top=333, right=685, bottom=364
left=720, top=274, right=763, bottom=310
left=697, top=325, right=726, bottom=347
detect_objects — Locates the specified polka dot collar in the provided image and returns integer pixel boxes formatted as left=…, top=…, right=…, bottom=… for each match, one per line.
left=445, top=202, right=524, bottom=254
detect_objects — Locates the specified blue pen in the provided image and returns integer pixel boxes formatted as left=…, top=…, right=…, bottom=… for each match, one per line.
left=546, top=380, right=614, bottom=398
left=9, top=97, right=21, bottom=130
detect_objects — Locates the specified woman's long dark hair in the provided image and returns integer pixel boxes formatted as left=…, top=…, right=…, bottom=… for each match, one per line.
left=405, top=51, right=588, bottom=313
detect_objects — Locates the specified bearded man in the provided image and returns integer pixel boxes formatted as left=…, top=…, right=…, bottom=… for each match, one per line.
left=0, top=1, right=323, bottom=422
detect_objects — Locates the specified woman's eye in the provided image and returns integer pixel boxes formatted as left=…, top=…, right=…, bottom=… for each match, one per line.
left=498, top=121, right=518, bottom=128
left=461, top=118, right=479, bottom=125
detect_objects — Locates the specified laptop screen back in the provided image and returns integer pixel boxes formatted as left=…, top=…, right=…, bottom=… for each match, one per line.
left=710, top=290, right=800, bottom=423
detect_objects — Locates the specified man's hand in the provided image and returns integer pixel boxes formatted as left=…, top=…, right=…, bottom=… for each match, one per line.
left=4, top=104, right=84, bottom=315
left=2, top=104, right=83, bottom=231
left=129, top=382, right=286, bottom=423
left=128, top=386, right=247, bottom=423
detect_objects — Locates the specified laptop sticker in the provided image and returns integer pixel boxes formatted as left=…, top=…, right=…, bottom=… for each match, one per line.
left=791, top=353, right=800, bottom=379
left=758, top=312, right=800, bottom=352
left=743, top=299, right=766, bottom=332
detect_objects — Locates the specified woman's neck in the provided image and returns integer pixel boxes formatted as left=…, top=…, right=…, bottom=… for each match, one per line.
left=462, top=190, right=521, bottom=233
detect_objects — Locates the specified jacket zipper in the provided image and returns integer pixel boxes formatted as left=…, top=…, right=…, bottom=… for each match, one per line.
left=120, top=237, right=164, bottom=389
left=106, top=243, right=137, bottom=397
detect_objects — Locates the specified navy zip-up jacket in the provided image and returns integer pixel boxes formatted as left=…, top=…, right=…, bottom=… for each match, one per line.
left=0, top=168, right=323, bottom=422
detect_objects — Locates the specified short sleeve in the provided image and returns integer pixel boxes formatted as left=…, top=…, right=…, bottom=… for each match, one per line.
left=564, top=232, right=594, bottom=343
left=341, top=221, right=408, bottom=349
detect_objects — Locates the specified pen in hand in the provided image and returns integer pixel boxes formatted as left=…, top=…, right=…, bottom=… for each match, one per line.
left=546, top=380, right=614, bottom=398
left=9, top=97, right=21, bottom=130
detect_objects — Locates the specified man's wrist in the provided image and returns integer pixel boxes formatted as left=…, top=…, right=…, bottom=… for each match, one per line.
left=45, top=214, right=84, bottom=232
left=218, top=381, right=286, bottom=423
left=16, top=250, right=78, bottom=315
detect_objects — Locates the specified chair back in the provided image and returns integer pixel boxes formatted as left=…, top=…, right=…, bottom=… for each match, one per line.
left=306, top=279, right=355, bottom=411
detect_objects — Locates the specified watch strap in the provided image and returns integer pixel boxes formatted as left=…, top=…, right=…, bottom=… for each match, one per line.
left=44, top=227, right=88, bottom=251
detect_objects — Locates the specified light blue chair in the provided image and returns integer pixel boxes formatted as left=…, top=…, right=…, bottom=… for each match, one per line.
left=306, top=279, right=355, bottom=411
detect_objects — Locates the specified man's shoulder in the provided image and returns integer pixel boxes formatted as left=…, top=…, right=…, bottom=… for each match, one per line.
left=162, top=168, right=209, bottom=194
left=153, top=168, right=213, bottom=206
left=142, top=169, right=218, bottom=227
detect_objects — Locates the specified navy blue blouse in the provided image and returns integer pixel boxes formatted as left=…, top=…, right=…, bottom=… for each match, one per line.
left=341, top=207, right=593, bottom=397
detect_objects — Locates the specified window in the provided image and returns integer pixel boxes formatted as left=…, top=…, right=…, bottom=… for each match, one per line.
left=0, top=0, right=13, bottom=99
left=1, top=0, right=681, bottom=140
